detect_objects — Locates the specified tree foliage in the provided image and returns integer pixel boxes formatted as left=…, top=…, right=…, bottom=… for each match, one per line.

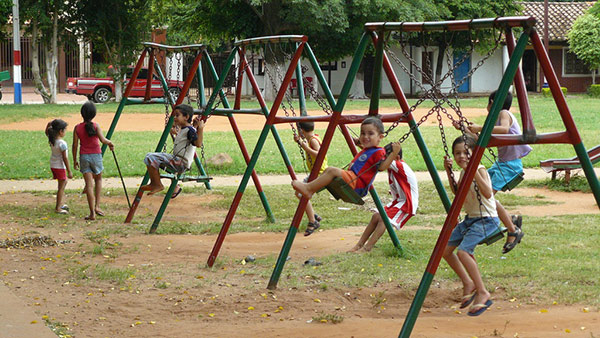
left=74, top=0, right=152, bottom=101
left=568, top=3, right=600, bottom=83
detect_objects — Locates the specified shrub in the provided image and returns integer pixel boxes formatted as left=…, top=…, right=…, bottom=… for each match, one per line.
left=542, top=87, right=567, bottom=97
left=588, top=84, right=600, bottom=97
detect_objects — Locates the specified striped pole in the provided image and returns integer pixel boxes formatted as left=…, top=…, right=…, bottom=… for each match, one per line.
left=12, top=0, right=22, bottom=104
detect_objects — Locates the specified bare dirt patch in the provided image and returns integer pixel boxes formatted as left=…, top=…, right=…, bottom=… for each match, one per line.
left=0, top=189, right=599, bottom=338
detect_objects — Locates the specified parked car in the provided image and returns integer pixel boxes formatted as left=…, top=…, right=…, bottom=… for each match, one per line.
left=66, top=68, right=184, bottom=104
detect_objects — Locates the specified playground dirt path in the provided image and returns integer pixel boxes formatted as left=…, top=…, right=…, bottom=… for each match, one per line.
left=0, top=107, right=489, bottom=132
left=1, top=109, right=600, bottom=337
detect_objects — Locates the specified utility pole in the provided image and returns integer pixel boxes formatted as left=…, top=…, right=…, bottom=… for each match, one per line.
left=12, top=0, right=22, bottom=104
left=541, top=0, right=549, bottom=91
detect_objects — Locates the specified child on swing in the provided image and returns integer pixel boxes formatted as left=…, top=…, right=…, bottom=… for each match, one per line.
left=454, top=90, right=531, bottom=254
left=73, top=101, right=114, bottom=220
left=348, top=141, right=418, bottom=252
left=294, top=121, right=327, bottom=236
left=442, top=135, right=498, bottom=316
left=291, top=116, right=396, bottom=201
left=141, top=104, right=204, bottom=195
left=46, top=119, right=73, bottom=214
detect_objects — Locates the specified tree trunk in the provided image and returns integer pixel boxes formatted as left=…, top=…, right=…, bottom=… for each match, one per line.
left=350, top=61, right=367, bottom=99
left=45, top=12, right=59, bottom=104
left=434, top=43, right=446, bottom=92
left=30, top=21, right=51, bottom=103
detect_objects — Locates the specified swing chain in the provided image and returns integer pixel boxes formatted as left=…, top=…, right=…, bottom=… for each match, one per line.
left=263, top=51, right=308, bottom=170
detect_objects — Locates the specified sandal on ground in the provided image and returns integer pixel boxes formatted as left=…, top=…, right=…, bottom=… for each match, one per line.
left=60, top=204, right=69, bottom=211
left=56, top=209, right=68, bottom=215
left=502, top=227, right=524, bottom=254
left=304, top=221, right=320, bottom=236
left=171, top=185, right=182, bottom=199
left=460, top=292, right=476, bottom=309
left=468, top=299, right=493, bottom=317
left=95, top=210, right=105, bottom=217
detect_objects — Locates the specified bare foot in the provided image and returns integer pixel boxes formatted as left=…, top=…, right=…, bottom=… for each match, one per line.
left=347, top=244, right=363, bottom=253
left=141, top=184, right=164, bottom=195
left=361, top=245, right=373, bottom=252
left=291, top=180, right=313, bottom=199
left=85, top=214, right=96, bottom=221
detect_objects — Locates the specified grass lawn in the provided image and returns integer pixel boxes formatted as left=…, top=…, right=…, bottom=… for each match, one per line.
left=1, top=94, right=599, bottom=180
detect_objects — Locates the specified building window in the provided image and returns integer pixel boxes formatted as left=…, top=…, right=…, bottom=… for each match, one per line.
left=257, top=59, right=265, bottom=76
left=564, top=49, right=591, bottom=76
left=421, top=51, right=434, bottom=84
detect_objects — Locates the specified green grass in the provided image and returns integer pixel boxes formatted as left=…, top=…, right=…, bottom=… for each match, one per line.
left=2, top=94, right=600, bottom=180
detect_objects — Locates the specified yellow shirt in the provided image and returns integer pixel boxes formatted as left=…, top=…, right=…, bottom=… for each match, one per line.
left=305, top=134, right=328, bottom=174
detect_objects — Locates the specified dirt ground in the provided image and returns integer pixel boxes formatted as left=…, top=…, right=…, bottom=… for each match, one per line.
left=1, top=111, right=599, bottom=338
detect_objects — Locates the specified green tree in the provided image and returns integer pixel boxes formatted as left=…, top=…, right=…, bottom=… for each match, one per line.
left=427, top=0, right=520, bottom=86
left=171, top=0, right=441, bottom=99
left=18, top=0, right=74, bottom=103
left=74, top=0, right=151, bottom=102
left=568, top=5, right=600, bottom=84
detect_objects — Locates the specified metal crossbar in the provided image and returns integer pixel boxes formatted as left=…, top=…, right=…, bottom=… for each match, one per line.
left=235, top=35, right=307, bottom=46
left=364, top=16, right=536, bottom=32
left=142, top=42, right=206, bottom=53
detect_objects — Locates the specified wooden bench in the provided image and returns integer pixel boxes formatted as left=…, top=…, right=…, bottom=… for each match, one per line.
left=539, top=144, right=600, bottom=183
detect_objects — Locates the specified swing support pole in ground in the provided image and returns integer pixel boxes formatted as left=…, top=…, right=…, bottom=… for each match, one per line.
left=268, top=33, right=372, bottom=289
left=207, top=37, right=307, bottom=267
left=125, top=46, right=204, bottom=224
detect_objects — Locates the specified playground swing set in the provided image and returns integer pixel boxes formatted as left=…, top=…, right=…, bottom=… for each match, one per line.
left=97, top=16, right=600, bottom=338
left=354, top=17, right=600, bottom=338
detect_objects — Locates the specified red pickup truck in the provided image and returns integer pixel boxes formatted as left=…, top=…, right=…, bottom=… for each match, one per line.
left=66, top=68, right=184, bottom=104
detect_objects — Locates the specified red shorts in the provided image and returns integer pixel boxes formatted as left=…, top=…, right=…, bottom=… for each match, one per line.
left=51, top=168, right=67, bottom=180
left=341, top=170, right=357, bottom=189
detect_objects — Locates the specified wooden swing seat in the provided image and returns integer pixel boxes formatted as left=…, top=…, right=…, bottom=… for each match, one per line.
left=160, top=167, right=212, bottom=183
left=478, top=225, right=507, bottom=246
left=322, top=177, right=365, bottom=205
left=500, top=171, right=524, bottom=192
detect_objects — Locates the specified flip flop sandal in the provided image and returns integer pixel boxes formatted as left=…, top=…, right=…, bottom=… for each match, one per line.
left=95, top=210, right=105, bottom=217
left=171, top=185, right=182, bottom=199
left=56, top=209, right=68, bottom=215
left=468, top=299, right=493, bottom=316
left=304, top=221, right=320, bottom=236
left=502, top=228, right=524, bottom=254
left=460, top=292, right=476, bottom=309
left=60, top=204, right=69, bottom=211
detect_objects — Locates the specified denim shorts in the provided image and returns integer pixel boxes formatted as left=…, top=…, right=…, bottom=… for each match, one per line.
left=144, top=152, right=187, bottom=174
left=448, top=216, right=500, bottom=255
left=488, top=158, right=523, bottom=191
left=80, top=153, right=104, bottom=175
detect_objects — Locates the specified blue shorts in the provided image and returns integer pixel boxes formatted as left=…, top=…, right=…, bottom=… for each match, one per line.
left=144, top=152, right=187, bottom=174
left=79, top=153, right=104, bottom=175
left=448, top=216, right=500, bottom=255
left=488, top=158, right=523, bottom=191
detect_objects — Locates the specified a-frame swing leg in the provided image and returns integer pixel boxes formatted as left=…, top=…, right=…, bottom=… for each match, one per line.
left=202, top=48, right=275, bottom=223
left=399, top=31, right=530, bottom=338
left=125, top=51, right=203, bottom=224
left=530, top=31, right=600, bottom=207
left=149, top=177, right=180, bottom=233
left=268, top=34, right=372, bottom=289
left=206, top=43, right=305, bottom=267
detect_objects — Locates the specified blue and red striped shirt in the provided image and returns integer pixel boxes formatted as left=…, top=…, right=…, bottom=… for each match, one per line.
left=349, top=146, right=386, bottom=197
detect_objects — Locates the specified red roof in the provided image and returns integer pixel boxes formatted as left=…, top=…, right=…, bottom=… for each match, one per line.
left=519, top=1, right=595, bottom=41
